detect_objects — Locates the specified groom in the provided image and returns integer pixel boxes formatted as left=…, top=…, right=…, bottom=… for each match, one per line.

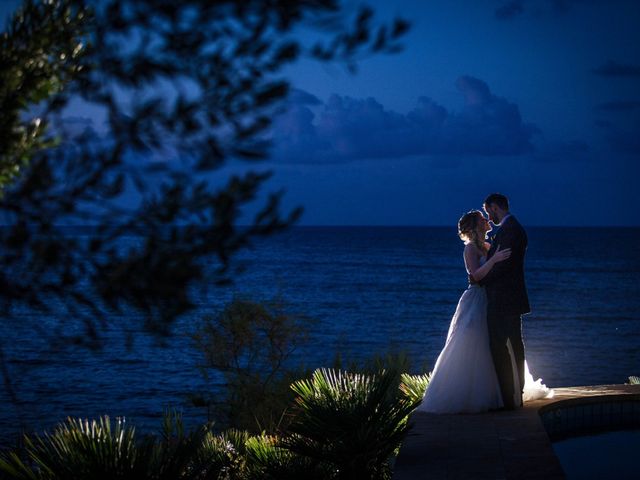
left=480, top=193, right=530, bottom=410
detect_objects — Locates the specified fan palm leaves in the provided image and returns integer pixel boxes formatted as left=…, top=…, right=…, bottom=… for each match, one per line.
left=283, top=367, right=422, bottom=480
left=0, top=414, right=211, bottom=480
left=194, top=428, right=250, bottom=479
left=0, top=416, right=148, bottom=480
left=242, top=434, right=331, bottom=480
left=399, top=372, right=431, bottom=405
left=150, top=411, right=211, bottom=480
left=0, top=368, right=427, bottom=479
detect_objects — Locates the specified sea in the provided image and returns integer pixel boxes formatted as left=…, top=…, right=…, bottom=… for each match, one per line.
left=1, top=226, right=639, bottom=444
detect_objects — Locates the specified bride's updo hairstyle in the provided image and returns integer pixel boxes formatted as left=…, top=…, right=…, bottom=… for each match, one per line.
left=458, top=210, right=487, bottom=253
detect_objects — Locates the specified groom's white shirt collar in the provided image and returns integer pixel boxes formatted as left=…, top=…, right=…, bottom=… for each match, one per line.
left=497, top=214, right=512, bottom=227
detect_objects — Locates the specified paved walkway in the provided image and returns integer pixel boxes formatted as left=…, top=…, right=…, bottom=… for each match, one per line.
left=392, top=384, right=640, bottom=480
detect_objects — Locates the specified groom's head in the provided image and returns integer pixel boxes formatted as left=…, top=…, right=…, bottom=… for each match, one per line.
left=483, top=193, right=509, bottom=224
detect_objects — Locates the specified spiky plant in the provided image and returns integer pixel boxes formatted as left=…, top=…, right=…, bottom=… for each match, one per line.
left=282, top=367, right=421, bottom=480
left=0, top=413, right=210, bottom=480
left=628, top=376, right=640, bottom=385
left=399, top=372, right=431, bottom=405
left=0, top=416, right=149, bottom=479
left=243, top=434, right=332, bottom=480
left=149, top=410, right=210, bottom=480
left=194, top=429, right=250, bottom=479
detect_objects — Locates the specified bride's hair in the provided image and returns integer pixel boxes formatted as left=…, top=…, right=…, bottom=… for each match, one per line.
left=458, top=210, right=488, bottom=253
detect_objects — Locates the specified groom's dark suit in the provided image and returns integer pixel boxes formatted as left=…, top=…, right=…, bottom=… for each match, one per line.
left=480, top=215, right=530, bottom=409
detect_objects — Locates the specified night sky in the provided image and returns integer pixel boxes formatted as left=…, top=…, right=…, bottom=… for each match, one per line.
left=3, top=0, right=640, bottom=226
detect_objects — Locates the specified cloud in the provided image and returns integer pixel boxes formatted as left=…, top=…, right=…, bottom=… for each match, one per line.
left=270, top=76, right=539, bottom=163
left=595, top=100, right=640, bottom=112
left=495, top=0, right=619, bottom=20
left=605, top=129, right=640, bottom=154
left=594, top=119, right=613, bottom=128
left=531, top=140, right=590, bottom=163
left=495, top=1, right=525, bottom=20
left=592, top=61, right=640, bottom=77
left=549, top=0, right=571, bottom=13
left=54, top=116, right=99, bottom=139
left=288, top=88, right=322, bottom=106
left=558, top=140, right=589, bottom=154
left=593, top=107, right=640, bottom=153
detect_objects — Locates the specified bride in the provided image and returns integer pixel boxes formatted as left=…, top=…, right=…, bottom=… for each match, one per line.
left=417, top=210, right=552, bottom=414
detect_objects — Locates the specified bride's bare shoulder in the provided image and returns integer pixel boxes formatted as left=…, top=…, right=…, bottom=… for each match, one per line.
left=464, top=242, right=482, bottom=255
left=463, top=242, right=483, bottom=260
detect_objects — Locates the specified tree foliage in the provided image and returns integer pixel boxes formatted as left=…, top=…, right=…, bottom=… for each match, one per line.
left=0, top=0, right=409, bottom=339
left=0, top=0, right=89, bottom=187
left=0, top=0, right=410, bottom=420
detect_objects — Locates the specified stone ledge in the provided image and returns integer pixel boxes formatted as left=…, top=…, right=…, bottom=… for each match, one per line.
left=392, top=384, right=640, bottom=480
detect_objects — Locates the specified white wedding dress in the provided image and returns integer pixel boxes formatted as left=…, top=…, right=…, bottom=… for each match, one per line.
left=417, top=262, right=552, bottom=414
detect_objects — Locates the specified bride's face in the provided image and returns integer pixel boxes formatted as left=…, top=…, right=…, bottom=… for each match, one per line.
left=476, top=213, right=490, bottom=236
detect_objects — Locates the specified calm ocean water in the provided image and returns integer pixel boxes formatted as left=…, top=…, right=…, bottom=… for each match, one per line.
left=1, top=226, right=639, bottom=443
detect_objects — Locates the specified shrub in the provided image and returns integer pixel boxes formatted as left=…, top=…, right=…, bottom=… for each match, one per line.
left=282, top=367, right=422, bottom=480
left=191, top=297, right=314, bottom=433
left=399, top=372, right=431, bottom=405
left=0, top=413, right=210, bottom=480
left=244, top=434, right=332, bottom=480
left=0, top=362, right=426, bottom=479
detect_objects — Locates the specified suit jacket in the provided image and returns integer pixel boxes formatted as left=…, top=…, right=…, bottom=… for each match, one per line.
left=480, top=215, right=530, bottom=316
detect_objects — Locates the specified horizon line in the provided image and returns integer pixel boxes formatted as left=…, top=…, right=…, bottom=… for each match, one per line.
left=262, top=224, right=640, bottom=228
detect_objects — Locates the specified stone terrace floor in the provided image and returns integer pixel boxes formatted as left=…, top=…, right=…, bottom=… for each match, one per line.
left=392, top=384, right=640, bottom=480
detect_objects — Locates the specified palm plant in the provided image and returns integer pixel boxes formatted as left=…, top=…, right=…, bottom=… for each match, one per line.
left=244, top=434, right=332, bottom=480
left=282, top=367, right=421, bottom=480
left=194, top=429, right=250, bottom=479
left=0, top=413, right=211, bottom=480
left=399, top=372, right=431, bottom=405
left=150, top=411, right=211, bottom=480
left=0, top=416, right=150, bottom=479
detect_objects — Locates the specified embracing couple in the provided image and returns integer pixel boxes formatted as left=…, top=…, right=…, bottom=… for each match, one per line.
left=418, top=193, right=551, bottom=414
